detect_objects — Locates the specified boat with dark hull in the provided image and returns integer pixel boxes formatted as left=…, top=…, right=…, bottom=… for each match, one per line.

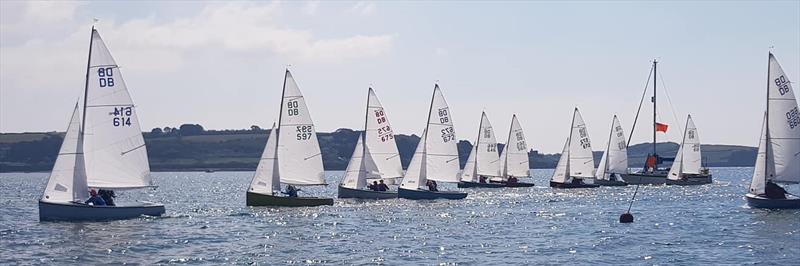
left=495, top=115, right=536, bottom=187
left=458, top=112, right=505, bottom=188
left=337, top=185, right=397, bottom=199
left=594, top=178, right=628, bottom=187
left=745, top=53, right=800, bottom=209
left=336, top=88, right=404, bottom=200
left=665, top=115, right=713, bottom=186
left=39, top=201, right=166, bottom=222
left=595, top=116, right=630, bottom=187
left=398, top=188, right=467, bottom=200
left=549, top=108, right=599, bottom=189
left=39, top=28, right=165, bottom=222
left=457, top=181, right=505, bottom=188
left=246, top=71, right=333, bottom=207
left=398, top=85, right=467, bottom=200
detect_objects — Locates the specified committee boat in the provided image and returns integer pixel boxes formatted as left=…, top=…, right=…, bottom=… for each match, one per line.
left=398, top=85, right=468, bottom=200
left=550, top=108, right=600, bottom=189
left=666, top=115, right=712, bottom=185
left=338, top=88, right=403, bottom=199
left=458, top=112, right=504, bottom=188
left=594, top=115, right=629, bottom=186
left=745, top=53, right=800, bottom=209
left=39, top=28, right=165, bottom=221
left=246, top=70, right=333, bottom=207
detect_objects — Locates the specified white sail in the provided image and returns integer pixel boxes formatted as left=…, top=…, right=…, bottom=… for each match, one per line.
left=277, top=70, right=326, bottom=185
left=42, top=103, right=89, bottom=202
left=424, top=85, right=461, bottom=183
left=341, top=134, right=381, bottom=189
left=596, top=115, right=628, bottom=180
left=750, top=113, right=773, bottom=195
left=500, top=115, right=530, bottom=178
left=400, top=129, right=428, bottom=190
left=569, top=108, right=595, bottom=178
left=459, top=144, right=478, bottom=182
left=475, top=112, right=501, bottom=177
left=767, top=54, right=800, bottom=184
left=249, top=123, right=281, bottom=195
left=82, top=29, right=151, bottom=189
left=364, top=88, right=403, bottom=179
left=551, top=138, right=570, bottom=183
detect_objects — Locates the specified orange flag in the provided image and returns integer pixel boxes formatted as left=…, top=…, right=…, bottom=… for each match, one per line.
left=656, top=122, right=668, bottom=133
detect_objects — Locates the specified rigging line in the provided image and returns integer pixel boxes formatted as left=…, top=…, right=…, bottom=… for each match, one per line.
left=657, top=70, right=684, bottom=136
left=626, top=64, right=654, bottom=147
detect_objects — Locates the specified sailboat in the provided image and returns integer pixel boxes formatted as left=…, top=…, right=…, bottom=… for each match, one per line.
left=398, top=85, right=468, bottom=200
left=496, top=115, right=535, bottom=187
left=620, top=60, right=673, bottom=185
left=745, top=53, right=800, bottom=209
left=39, top=28, right=165, bottom=221
left=457, top=111, right=504, bottom=188
left=337, top=88, right=402, bottom=199
left=666, top=115, right=712, bottom=185
left=549, top=108, right=600, bottom=188
left=594, top=115, right=629, bottom=186
left=246, top=70, right=334, bottom=207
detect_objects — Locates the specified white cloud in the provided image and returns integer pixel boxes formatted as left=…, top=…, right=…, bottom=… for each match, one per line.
left=348, top=1, right=376, bottom=16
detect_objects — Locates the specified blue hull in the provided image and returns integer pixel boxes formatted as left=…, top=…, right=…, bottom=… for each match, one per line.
left=337, top=185, right=397, bottom=199
left=550, top=181, right=600, bottom=189
left=666, top=174, right=713, bottom=186
left=397, top=188, right=467, bottom=200
left=746, top=194, right=800, bottom=209
left=39, top=200, right=165, bottom=222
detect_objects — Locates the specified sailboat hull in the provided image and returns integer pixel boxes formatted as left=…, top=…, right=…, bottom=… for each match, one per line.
left=337, top=186, right=397, bottom=199
left=665, top=174, right=713, bottom=186
left=38, top=200, right=165, bottom=222
left=457, top=181, right=506, bottom=188
left=594, top=179, right=629, bottom=186
left=549, top=181, right=600, bottom=189
left=246, top=192, right=333, bottom=207
left=745, top=193, right=800, bottom=209
left=619, top=172, right=667, bottom=185
left=397, top=188, right=467, bottom=200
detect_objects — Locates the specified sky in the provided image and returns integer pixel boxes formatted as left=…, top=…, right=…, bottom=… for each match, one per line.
left=1, top=1, right=798, bottom=153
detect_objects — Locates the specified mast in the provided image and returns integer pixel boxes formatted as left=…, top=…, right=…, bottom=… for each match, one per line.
left=504, top=115, right=515, bottom=177
left=678, top=115, right=691, bottom=177
left=652, top=60, right=658, bottom=160
left=80, top=27, right=95, bottom=135
left=473, top=112, right=485, bottom=177
left=275, top=69, right=290, bottom=176
left=765, top=53, right=771, bottom=181
left=566, top=108, right=578, bottom=179
left=422, top=84, right=439, bottom=173
left=603, top=115, right=615, bottom=177
left=363, top=88, right=371, bottom=169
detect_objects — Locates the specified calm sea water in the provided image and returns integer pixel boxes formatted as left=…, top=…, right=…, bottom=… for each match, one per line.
left=1, top=167, right=798, bottom=265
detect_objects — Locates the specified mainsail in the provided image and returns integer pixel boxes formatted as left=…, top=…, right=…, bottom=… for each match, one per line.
left=568, top=108, right=595, bottom=178
left=400, top=129, right=428, bottom=190
left=83, top=29, right=151, bottom=189
left=277, top=70, right=326, bottom=185
left=341, top=134, right=380, bottom=189
left=551, top=138, right=570, bottom=183
left=500, top=115, right=530, bottom=178
left=461, top=112, right=500, bottom=182
left=596, top=115, right=628, bottom=180
left=364, top=88, right=403, bottom=179
left=668, top=115, right=702, bottom=180
left=766, top=54, right=800, bottom=184
left=42, top=103, right=89, bottom=202
left=423, top=85, right=461, bottom=183
left=249, top=123, right=281, bottom=195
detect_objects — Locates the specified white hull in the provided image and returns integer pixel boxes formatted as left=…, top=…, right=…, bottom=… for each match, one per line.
left=39, top=200, right=165, bottom=221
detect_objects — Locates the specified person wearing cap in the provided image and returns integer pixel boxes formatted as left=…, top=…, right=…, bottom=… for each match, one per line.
left=85, top=189, right=106, bottom=206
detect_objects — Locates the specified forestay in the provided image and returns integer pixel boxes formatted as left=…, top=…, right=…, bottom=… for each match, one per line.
left=401, top=129, right=428, bottom=190
left=596, top=115, right=628, bottom=180
left=424, top=85, right=461, bottom=183
left=42, top=103, right=89, bottom=202
left=767, top=54, right=800, bottom=184
left=341, top=134, right=380, bottom=189
left=364, top=88, right=403, bottom=179
left=668, top=115, right=702, bottom=180
left=500, top=115, right=530, bottom=178
left=82, top=29, right=152, bottom=189
left=277, top=70, right=326, bottom=185
left=249, top=123, right=281, bottom=195
left=568, top=108, right=595, bottom=178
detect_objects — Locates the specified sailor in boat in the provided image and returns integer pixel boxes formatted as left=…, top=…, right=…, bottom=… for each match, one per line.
left=644, top=154, right=657, bottom=172
left=376, top=180, right=390, bottom=191
left=508, top=176, right=519, bottom=184
left=98, top=189, right=116, bottom=206
left=764, top=181, right=789, bottom=199
left=368, top=181, right=379, bottom=191
left=85, top=189, right=106, bottom=206
left=426, top=180, right=439, bottom=191
left=283, top=185, right=301, bottom=198
left=479, top=176, right=488, bottom=183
